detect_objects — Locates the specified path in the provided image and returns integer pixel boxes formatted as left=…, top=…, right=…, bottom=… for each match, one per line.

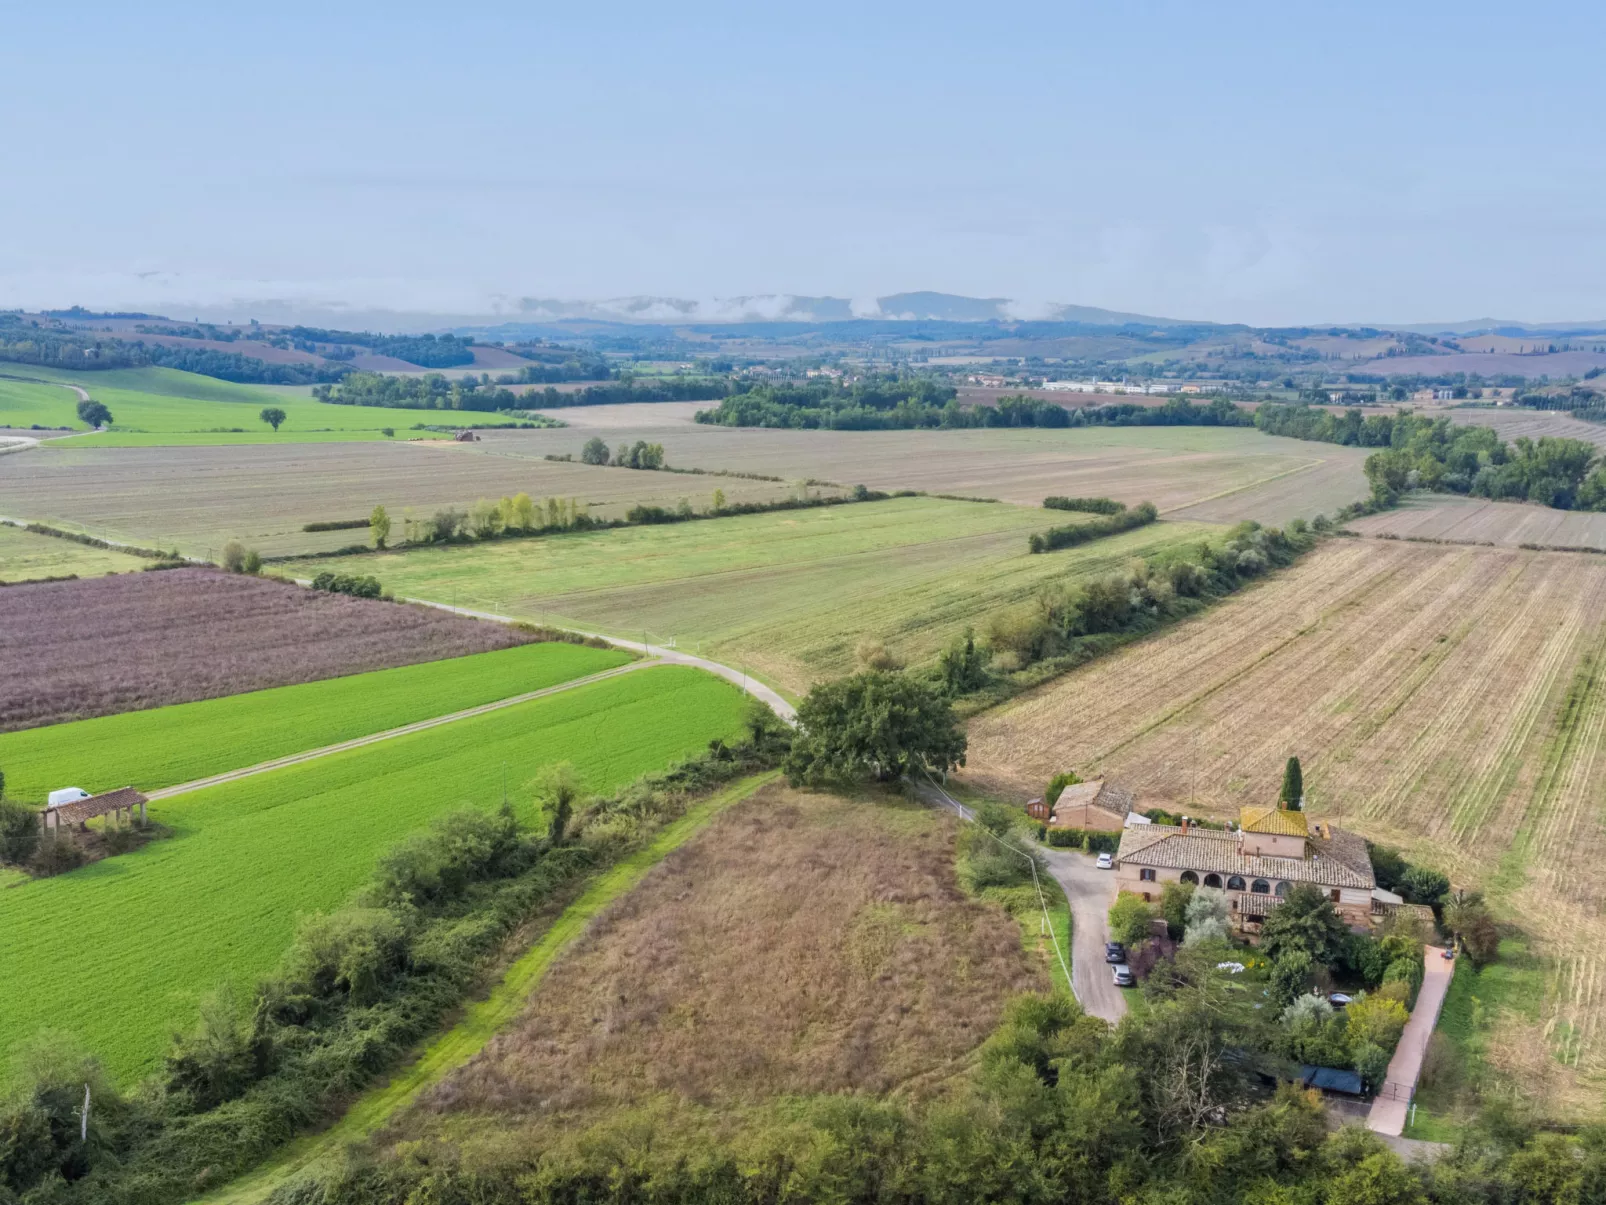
left=397, top=596, right=797, bottom=722
left=145, top=660, right=656, bottom=801
left=196, top=770, right=780, bottom=1205
left=1039, top=846, right=1127, bottom=1023
left=1367, top=946, right=1455, bottom=1136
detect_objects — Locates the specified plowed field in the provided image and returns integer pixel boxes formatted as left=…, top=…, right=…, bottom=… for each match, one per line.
left=964, top=538, right=1606, bottom=1106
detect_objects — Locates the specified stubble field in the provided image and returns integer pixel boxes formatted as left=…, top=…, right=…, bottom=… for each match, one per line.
left=397, top=784, right=1041, bottom=1152
left=0, top=522, right=154, bottom=582
left=1348, top=494, right=1606, bottom=550
left=963, top=537, right=1606, bottom=1107
left=0, top=665, right=748, bottom=1083
left=0, top=569, right=539, bottom=730
left=278, top=498, right=1220, bottom=697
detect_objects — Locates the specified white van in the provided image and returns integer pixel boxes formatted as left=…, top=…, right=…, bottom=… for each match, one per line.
left=47, top=787, right=92, bottom=809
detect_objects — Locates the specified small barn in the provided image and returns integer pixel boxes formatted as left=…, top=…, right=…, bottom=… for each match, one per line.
left=1046, top=781, right=1134, bottom=832
left=41, top=786, right=148, bottom=834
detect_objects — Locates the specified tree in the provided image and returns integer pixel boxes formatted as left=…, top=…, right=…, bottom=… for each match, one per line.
left=580, top=436, right=610, bottom=465
left=1160, top=880, right=1195, bottom=940
left=1109, top=891, right=1155, bottom=947
left=259, top=407, right=287, bottom=431
left=1269, top=951, right=1315, bottom=1007
left=1259, top=883, right=1348, bottom=968
left=532, top=762, right=582, bottom=845
left=1443, top=890, right=1500, bottom=967
left=711, top=487, right=726, bottom=512
left=1280, top=756, right=1303, bottom=809
left=0, top=799, right=40, bottom=865
left=511, top=492, right=537, bottom=531
left=1346, top=994, right=1409, bottom=1053
left=938, top=627, right=989, bottom=695
left=76, top=399, right=112, bottom=428
left=369, top=504, right=391, bottom=550
left=1184, top=887, right=1231, bottom=946
left=221, top=539, right=246, bottom=573
left=784, top=670, right=967, bottom=786
left=1399, top=865, right=1450, bottom=907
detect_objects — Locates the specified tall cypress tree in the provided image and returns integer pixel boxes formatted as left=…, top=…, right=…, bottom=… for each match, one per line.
left=1280, top=756, right=1303, bottom=810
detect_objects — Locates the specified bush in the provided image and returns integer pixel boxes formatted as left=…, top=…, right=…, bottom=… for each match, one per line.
left=29, top=836, right=85, bottom=876
left=0, top=800, right=40, bottom=865
left=1042, top=495, right=1125, bottom=514
left=1044, top=770, right=1082, bottom=805
left=1346, top=994, right=1409, bottom=1054
left=1028, top=501, right=1158, bottom=553
left=1108, top=891, right=1154, bottom=947
left=310, top=571, right=383, bottom=599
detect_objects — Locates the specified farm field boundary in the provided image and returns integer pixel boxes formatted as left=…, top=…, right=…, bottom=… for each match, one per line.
left=0, top=641, right=633, bottom=798
left=197, top=770, right=783, bottom=1205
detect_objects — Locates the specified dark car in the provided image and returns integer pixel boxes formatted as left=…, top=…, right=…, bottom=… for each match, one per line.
left=1105, top=942, right=1126, bottom=963
left=1112, top=964, right=1136, bottom=988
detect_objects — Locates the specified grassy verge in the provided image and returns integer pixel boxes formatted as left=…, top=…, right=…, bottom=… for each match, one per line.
left=199, top=770, right=782, bottom=1205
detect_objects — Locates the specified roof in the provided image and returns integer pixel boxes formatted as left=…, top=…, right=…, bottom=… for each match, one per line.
left=46, top=786, right=147, bottom=826
left=1053, top=780, right=1132, bottom=818
left=1240, top=804, right=1310, bottom=837
left=1116, top=823, right=1374, bottom=890
left=1300, top=1065, right=1365, bottom=1095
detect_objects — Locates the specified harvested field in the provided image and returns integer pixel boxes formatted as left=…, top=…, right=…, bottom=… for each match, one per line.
left=279, top=498, right=1219, bottom=697
left=964, top=538, right=1606, bottom=1109
left=0, top=568, right=537, bottom=731
left=1433, top=406, right=1606, bottom=450
left=476, top=420, right=1371, bottom=526
left=402, top=784, right=1041, bottom=1143
left=0, top=665, right=748, bottom=1083
left=0, top=442, right=808, bottom=558
left=0, top=522, right=153, bottom=582
left=1348, top=494, right=1606, bottom=551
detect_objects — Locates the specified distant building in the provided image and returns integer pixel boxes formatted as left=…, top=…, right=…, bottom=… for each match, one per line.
left=1038, top=780, right=1134, bottom=832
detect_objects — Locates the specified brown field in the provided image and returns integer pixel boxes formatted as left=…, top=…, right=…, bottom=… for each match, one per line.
left=1349, top=495, right=1606, bottom=550
left=0, top=442, right=805, bottom=558
left=0, top=568, right=534, bottom=730
left=402, top=784, right=1041, bottom=1147
left=963, top=538, right=1606, bottom=1106
left=1433, top=406, right=1606, bottom=449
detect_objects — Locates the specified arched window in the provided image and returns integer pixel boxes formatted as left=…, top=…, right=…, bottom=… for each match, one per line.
left=1203, top=873, right=1222, bottom=889
left=1274, top=881, right=1289, bottom=898
left=1251, top=879, right=1271, bottom=894
left=1180, top=870, right=1199, bottom=885
left=1139, top=868, right=1156, bottom=882
left=1227, top=875, right=1246, bottom=891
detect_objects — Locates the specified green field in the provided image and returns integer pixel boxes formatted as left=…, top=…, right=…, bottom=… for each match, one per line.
left=0, top=642, right=631, bottom=798
left=0, top=366, right=443, bottom=445
left=279, top=498, right=1221, bottom=696
left=0, top=665, right=746, bottom=1083
left=0, top=523, right=154, bottom=583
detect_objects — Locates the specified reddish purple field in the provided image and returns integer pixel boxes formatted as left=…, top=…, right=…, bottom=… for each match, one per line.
left=0, top=568, right=535, bottom=731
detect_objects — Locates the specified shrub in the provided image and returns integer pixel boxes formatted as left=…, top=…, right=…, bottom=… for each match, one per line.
left=0, top=799, right=40, bottom=865
left=1352, top=1040, right=1392, bottom=1092
left=1346, top=994, right=1409, bottom=1054
left=1042, top=495, right=1125, bottom=514
left=221, top=539, right=247, bottom=572
left=1108, top=891, right=1154, bottom=947
left=281, top=908, right=409, bottom=1006
left=29, top=836, right=85, bottom=876
left=1044, top=770, right=1082, bottom=806
left=311, top=571, right=383, bottom=599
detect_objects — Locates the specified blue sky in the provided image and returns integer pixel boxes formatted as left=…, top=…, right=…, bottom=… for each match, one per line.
left=2, top=1, right=1602, bottom=325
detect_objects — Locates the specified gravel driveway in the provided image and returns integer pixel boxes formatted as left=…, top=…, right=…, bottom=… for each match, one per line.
left=1039, top=846, right=1128, bottom=1023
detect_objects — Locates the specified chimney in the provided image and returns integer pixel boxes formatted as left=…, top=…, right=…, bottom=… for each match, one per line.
left=1181, top=815, right=1190, bottom=835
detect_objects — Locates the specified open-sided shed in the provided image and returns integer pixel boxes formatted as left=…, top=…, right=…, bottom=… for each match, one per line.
left=41, top=786, right=147, bottom=833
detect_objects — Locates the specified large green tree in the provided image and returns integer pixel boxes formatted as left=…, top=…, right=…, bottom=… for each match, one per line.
left=1259, top=883, right=1348, bottom=968
left=784, top=670, right=966, bottom=786
left=1280, top=756, right=1303, bottom=809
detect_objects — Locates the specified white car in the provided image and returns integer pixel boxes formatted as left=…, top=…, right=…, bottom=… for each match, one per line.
left=1095, top=852, right=1114, bottom=870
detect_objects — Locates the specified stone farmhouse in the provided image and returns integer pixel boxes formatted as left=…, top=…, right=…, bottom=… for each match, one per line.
left=1025, top=780, right=1135, bottom=832
left=1114, top=801, right=1381, bottom=931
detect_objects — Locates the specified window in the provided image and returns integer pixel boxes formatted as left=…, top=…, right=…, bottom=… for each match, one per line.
left=1227, top=875, right=1246, bottom=891
left=1203, top=873, right=1222, bottom=889
left=1139, top=868, right=1156, bottom=882
left=1330, top=889, right=1341, bottom=903
left=1274, top=881, right=1289, bottom=898
left=1180, top=870, right=1199, bottom=885
left=1251, top=879, right=1271, bottom=894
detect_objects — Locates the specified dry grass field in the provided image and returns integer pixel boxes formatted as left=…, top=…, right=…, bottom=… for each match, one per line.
left=0, top=568, right=535, bottom=730
left=1349, top=495, right=1606, bottom=550
left=0, top=522, right=153, bottom=582
left=963, top=537, right=1606, bottom=1110
left=487, top=416, right=1371, bottom=525
left=0, top=442, right=806, bottom=558
left=1436, top=406, right=1606, bottom=450
left=398, top=783, right=1041, bottom=1150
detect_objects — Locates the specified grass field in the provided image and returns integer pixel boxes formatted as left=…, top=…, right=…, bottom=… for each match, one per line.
left=0, top=641, right=630, bottom=799
left=1348, top=494, right=1606, bottom=551
left=476, top=416, right=1371, bottom=525
left=0, top=442, right=812, bottom=559
left=393, top=784, right=1038, bottom=1150
left=280, top=498, right=1220, bottom=696
left=0, top=365, right=439, bottom=445
left=0, top=665, right=748, bottom=1084
left=0, top=522, right=153, bottom=582
left=963, top=537, right=1606, bottom=1113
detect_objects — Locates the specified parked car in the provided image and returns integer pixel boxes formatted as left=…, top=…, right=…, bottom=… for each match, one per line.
left=1105, top=942, right=1126, bottom=963
left=1095, top=852, right=1114, bottom=870
left=1112, top=964, right=1136, bottom=988
left=1327, top=992, right=1354, bottom=1008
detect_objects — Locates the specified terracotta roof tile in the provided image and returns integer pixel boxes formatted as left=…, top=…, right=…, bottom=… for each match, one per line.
left=1116, top=824, right=1373, bottom=890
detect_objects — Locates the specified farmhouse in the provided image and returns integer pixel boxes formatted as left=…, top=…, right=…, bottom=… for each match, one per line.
left=1114, top=801, right=1377, bottom=930
left=1033, top=779, right=1134, bottom=832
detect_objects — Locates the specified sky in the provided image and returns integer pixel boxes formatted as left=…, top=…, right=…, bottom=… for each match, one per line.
left=3, top=0, right=1603, bottom=327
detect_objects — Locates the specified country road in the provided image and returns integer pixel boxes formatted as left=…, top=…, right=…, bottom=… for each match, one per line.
left=145, top=660, right=657, bottom=800
left=1039, top=846, right=1127, bottom=1023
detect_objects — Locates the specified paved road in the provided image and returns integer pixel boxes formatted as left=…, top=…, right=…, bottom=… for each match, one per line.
left=1040, top=846, right=1127, bottom=1023
left=146, top=661, right=657, bottom=801
left=1368, top=946, right=1455, bottom=1136
left=399, top=596, right=797, bottom=722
